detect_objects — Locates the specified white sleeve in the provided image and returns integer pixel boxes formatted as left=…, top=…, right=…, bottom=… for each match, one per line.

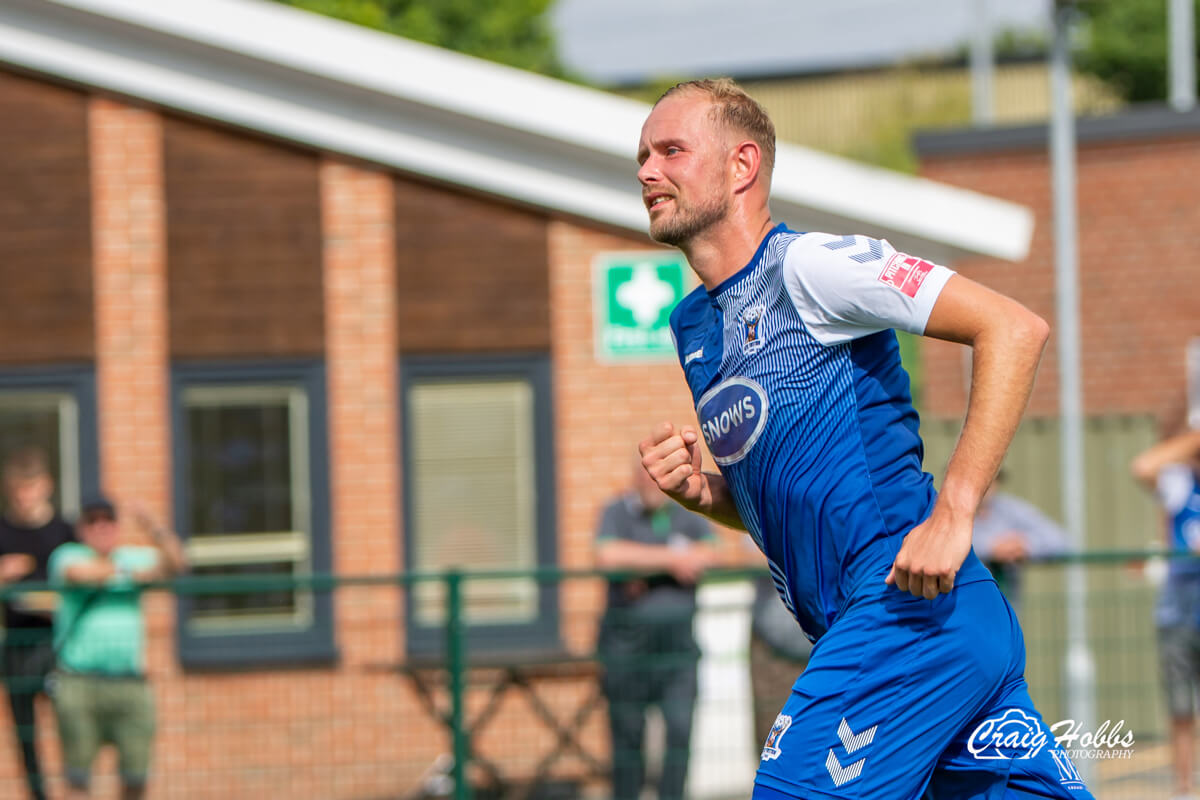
left=781, top=232, right=955, bottom=346
left=1157, top=463, right=1195, bottom=514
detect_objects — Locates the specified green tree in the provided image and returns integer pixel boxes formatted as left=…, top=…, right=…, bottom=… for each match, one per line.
left=1076, top=0, right=1198, bottom=102
left=274, top=0, right=568, bottom=77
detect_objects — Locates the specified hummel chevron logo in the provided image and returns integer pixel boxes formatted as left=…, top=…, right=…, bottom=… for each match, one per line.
left=838, top=718, right=877, bottom=753
left=825, top=750, right=865, bottom=787
left=849, top=238, right=883, bottom=263
left=821, top=235, right=883, bottom=263
left=825, top=718, right=877, bottom=787
left=822, top=234, right=857, bottom=250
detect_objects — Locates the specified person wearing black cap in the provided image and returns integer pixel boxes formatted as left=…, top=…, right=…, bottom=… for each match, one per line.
left=0, top=446, right=76, bottom=800
left=47, top=495, right=186, bottom=800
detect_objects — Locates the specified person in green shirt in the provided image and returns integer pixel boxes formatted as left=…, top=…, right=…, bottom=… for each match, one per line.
left=48, top=495, right=186, bottom=800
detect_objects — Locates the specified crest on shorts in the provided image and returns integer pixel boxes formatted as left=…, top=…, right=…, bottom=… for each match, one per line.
left=740, top=303, right=767, bottom=355
left=761, top=713, right=792, bottom=762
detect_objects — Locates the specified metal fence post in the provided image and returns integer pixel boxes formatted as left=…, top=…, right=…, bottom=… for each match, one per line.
left=446, top=570, right=470, bottom=800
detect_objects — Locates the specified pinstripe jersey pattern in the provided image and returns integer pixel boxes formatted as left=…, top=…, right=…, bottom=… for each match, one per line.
left=669, top=224, right=992, bottom=642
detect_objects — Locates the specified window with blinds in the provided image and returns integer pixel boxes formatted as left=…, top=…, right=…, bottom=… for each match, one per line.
left=409, top=379, right=538, bottom=625
left=402, top=355, right=558, bottom=651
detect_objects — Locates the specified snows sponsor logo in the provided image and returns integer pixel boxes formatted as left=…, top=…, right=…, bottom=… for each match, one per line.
left=696, top=377, right=768, bottom=466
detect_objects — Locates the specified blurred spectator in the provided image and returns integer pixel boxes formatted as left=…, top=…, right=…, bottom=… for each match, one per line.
left=1132, top=428, right=1200, bottom=800
left=748, top=574, right=812, bottom=747
left=971, top=468, right=1068, bottom=611
left=0, top=447, right=75, bottom=800
left=594, top=460, right=718, bottom=800
left=49, top=496, right=186, bottom=800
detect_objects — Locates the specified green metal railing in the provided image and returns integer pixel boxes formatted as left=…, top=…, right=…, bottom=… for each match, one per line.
left=0, top=551, right=1190, bottom=799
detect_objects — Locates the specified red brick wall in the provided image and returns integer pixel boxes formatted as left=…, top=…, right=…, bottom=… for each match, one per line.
left=90, top=98, right=171, bottom=521
left=320, top=159, right=402, bottom=664
left=919, top=136, right=1200, bottom=428
left=547, top=221, right=731, bottom=653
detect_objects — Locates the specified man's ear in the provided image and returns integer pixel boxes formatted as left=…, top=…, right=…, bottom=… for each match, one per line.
left=731, top=140, right=762, bottom=193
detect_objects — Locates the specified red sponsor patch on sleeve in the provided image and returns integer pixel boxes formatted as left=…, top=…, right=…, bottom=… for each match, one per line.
left=877, top=253, right=936, bottom=298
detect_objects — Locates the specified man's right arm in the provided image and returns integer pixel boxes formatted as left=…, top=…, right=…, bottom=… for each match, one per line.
left=1131, top=429, right=1200, bottom=490
left=49, top=546, right=116, bottom=586
left=594, top=503, right=718, bottom=584
left=638, top=422, right=746, bottom=530
left=60, top=558, right=117, bottom=586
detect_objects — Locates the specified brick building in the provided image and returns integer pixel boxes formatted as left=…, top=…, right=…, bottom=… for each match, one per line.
left=0, top=0, right=1029, bottom=796
left=917, top=107, right=1200, bottom=429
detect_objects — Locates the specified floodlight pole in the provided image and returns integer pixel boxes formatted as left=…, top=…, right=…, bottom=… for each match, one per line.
left=1051, top=0, right=1095, bottom=784
left=1169, top=0, right=1197, bottom=111
left=970, top=0, right=995, bottom=125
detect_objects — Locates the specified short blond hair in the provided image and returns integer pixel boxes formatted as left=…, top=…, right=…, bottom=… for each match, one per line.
left=2, top=446, right=49, bottom=481
left=657, top=78, right=776, bottom=182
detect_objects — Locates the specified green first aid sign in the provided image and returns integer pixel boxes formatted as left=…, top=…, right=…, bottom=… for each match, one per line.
left=594, top=252, right=689, bottom=362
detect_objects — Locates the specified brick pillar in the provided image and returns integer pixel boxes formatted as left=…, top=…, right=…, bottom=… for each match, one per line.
left=88, top=97, right=175, bottom=698
left=320, top=160, right=401, bottom=664
left=90, top=98, right=170, bottom=514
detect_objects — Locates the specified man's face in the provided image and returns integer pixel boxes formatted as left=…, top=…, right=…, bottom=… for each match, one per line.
left=79, top=511, right=119, bottom=557
left=3, top=473, right=53, bottom=522
left=633, top=462, right=668, bottom=511
left=636, top=93, right=732, bottom=247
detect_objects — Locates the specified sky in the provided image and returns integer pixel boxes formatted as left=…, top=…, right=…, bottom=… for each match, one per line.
left=552, top=0, right=1052, bottom=85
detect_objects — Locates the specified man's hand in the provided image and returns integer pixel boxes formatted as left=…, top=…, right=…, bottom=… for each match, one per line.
left=987, top=532, right=1031, bottom=564
left=667, top=547, right=717, bottom=585
left=885, top=505, right=973, bottom=599
left=0, top=553, right=35, bottom=583
left=639, top=422, right=706, bottom=508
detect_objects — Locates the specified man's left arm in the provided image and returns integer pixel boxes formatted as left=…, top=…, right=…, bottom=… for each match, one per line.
left=1008, top=498, right=1069, bottom=558
left=887, top=274, right=1049, bottom=599
left=129, top=506, right=188, bottom=581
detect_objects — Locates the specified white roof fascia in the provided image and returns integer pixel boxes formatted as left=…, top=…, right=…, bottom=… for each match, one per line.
left=0, top=0, right=1032, bottom=262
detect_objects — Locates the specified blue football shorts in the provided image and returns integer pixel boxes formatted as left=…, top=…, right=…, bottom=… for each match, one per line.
left=752, top=578, right=1095, bottom=800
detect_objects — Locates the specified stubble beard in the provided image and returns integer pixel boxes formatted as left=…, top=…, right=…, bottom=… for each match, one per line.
left=649, top=192, right=731, bottom=248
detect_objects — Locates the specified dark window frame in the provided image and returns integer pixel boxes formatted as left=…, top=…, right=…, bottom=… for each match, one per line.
left=401, top=354, right=560, bottom=655
left=171, top=361, right=335, bottom=669
left=0, top=364, right=100, bottom=516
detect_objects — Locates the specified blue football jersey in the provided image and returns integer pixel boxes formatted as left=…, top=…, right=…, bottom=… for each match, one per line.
left=1159, top=464, right=1200, bottom=555
left=1155, top=463, right=1200, bottom=628
left=669, top=223, right=992, bottom=641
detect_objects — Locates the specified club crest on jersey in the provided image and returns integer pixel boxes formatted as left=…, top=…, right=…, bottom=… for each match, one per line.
left=740, top=303, right=767, bottom=355
left=696, top=377, right=769, bottom=466
left=761, top=713, right=792, bottom=762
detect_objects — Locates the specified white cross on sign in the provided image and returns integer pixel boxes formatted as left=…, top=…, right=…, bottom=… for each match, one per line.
left=593, top=252, right=687, bottom=362
left=616, top=263, right=676, bottom=327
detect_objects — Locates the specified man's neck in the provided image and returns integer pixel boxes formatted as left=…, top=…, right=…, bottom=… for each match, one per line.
left=680, top=213, right=776, bottom=290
